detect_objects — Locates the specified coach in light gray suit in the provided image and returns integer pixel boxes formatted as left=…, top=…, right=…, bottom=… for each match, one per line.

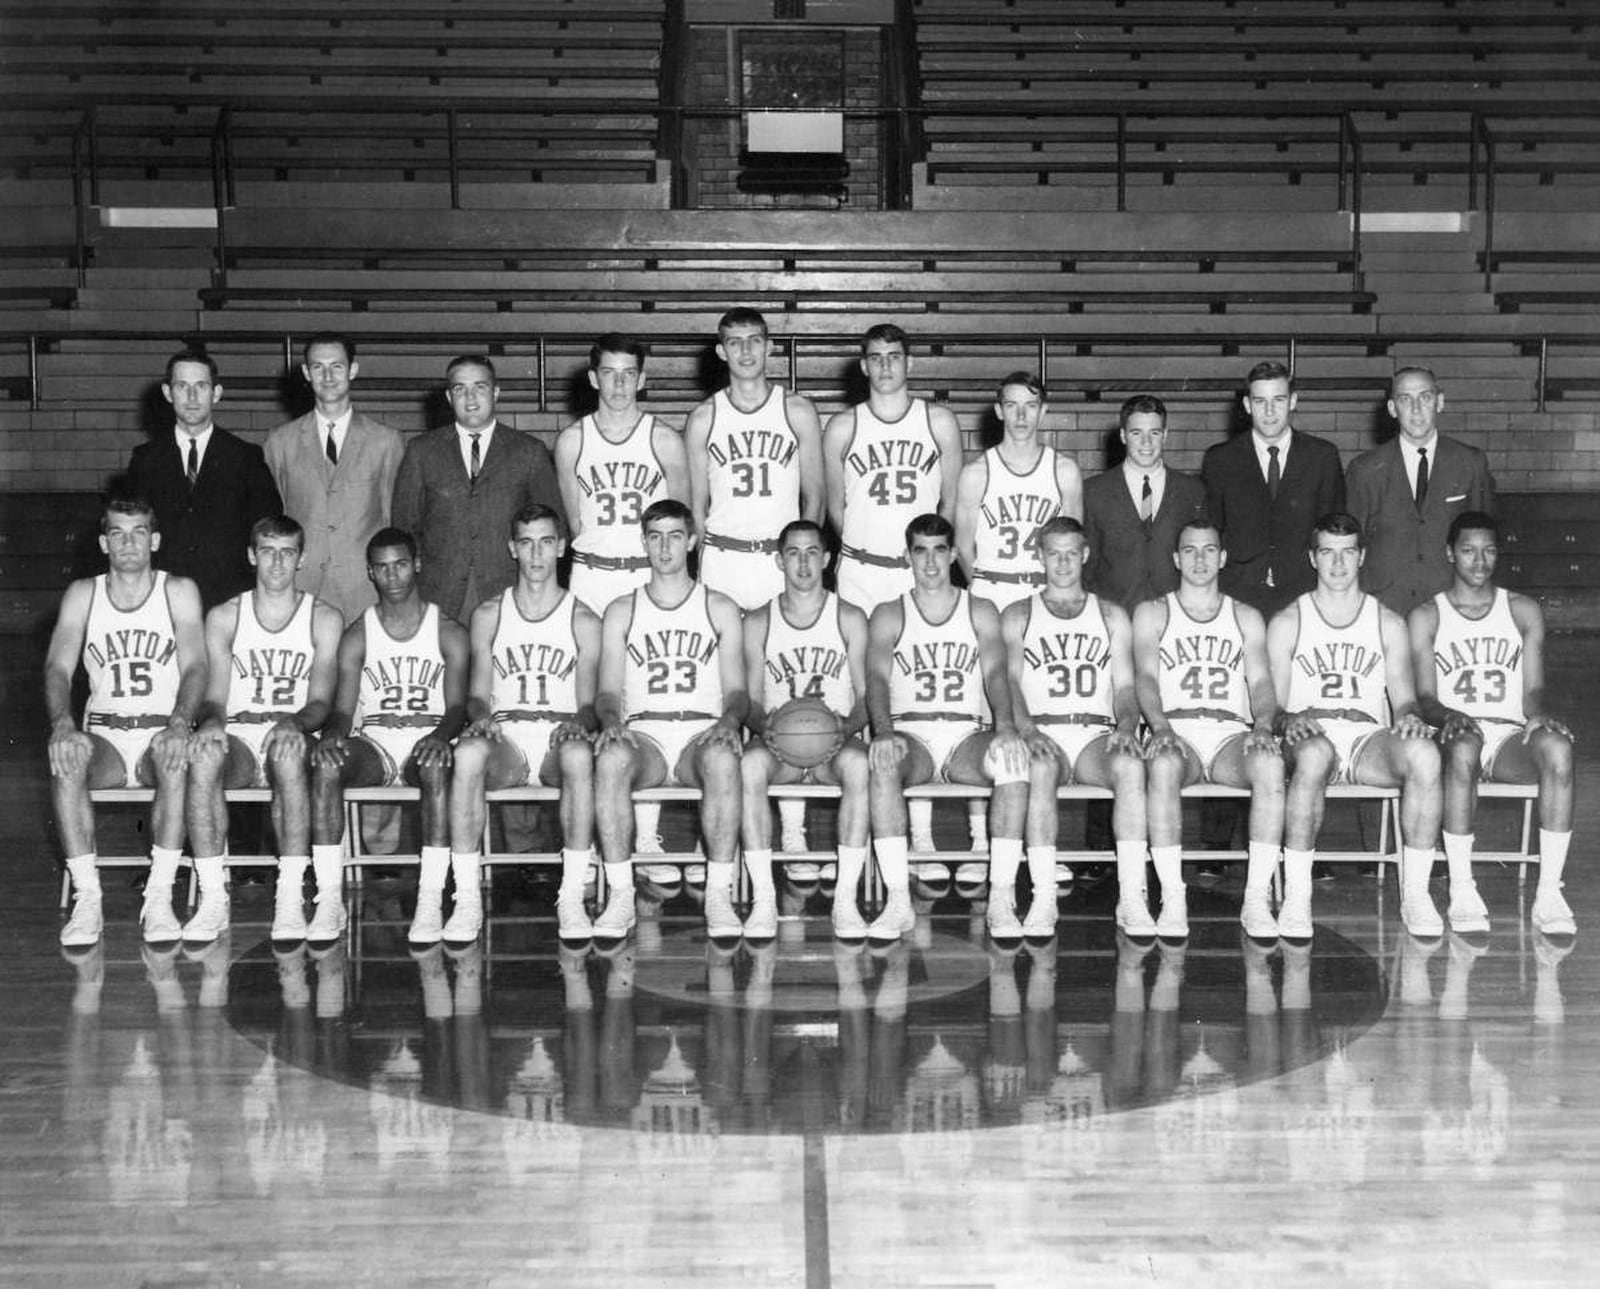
left=264, top=334, right=404, bottom=623
left=391, top=354, right=567, bottom=623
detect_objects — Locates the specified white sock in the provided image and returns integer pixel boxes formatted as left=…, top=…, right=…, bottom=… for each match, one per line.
left=744, top=848, right=776, bottom=902
left=603, top=859, right=635, bottom=896
left=66, top=853, right=101, bottom=899
left=1026, top=844, right=1055, bottom=894
left=988, top=836, right=1023, bottom=888
left=1150, top=844, right=1183, bottom=898
left=194, top=853, right=226, bottom=895
left=1537, top=829, right=1573, bottom=900
left=559, top=847, right=588, bottom=897
left=1282, top=847, right=1314, bottom=903
left=1402, top=846, right=1435, bottom=895
left=874, top=836, right=910, bottom=898
left=278, top=854, right=309, bottom=890
left=908, top=799, right=934, bottom=842
left=418, top=844, right=450, bottom=893
left=707, top=859, right=735, bottom=894
left=968, top=799, right=989, bottom=846
left=836, top=844, right=868, bottom=898
left=1114, top=840, right=1148, bottom=901
left=1245, top=841, right=1279, bottom=900
left=451, top=850, right=482, bottom=896
left=1442, top=832, right=1476, bottom=891
left=634, top=800, right=662, bottom=842
left=777, top=799, right=806, bottom=840
left=147, top=846, right=182, bottom=896
left=311, top=843, right=343, bottom=897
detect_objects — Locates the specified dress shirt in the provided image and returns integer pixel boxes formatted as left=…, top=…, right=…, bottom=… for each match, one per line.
left=455, top=422, right=495, bottom=476
left=1252, top=430, right=1292, bottom=482
left=176, top=425, right=215, bottom=474
left=322, top=408, right=353, bottom=461
left=1397, top=433, right=1438, bottom=500
left=1122, top=460, right=1166, bottom=516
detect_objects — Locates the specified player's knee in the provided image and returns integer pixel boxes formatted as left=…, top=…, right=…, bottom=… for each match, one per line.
left=1144, top=745, right=1185, bottom=787
left=1245, top=747, right=1285, bottom=791
left=557, top=737, right=593, bottom=782
left=835, top=743, right=869, bottom=789
left=697, top=740, right=740, bottom=784
left=453, top=736, right=491, bottom=773
left=1442, top=734, right=1481, bottom=780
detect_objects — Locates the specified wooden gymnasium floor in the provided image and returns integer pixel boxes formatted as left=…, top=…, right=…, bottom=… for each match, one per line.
left=1, top=632, right=1597, bottom=1288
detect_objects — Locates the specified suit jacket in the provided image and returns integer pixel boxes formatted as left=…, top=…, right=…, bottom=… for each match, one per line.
left=390, top=422, right=566, bottom=623
left=1345, top=433, right=1495, bottom=615
left=1202, top=429, right=1345, bottom=619
left=1082, top=466, right=1208, bottom=612
left=125, top=427, right=282, bottom=611
left=264, top=408, right=405, bottom=624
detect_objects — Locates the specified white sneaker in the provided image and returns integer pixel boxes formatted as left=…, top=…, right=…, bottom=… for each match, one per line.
left=1446, top=884, right=1490, bottom=935
left=1276, top=892, right=1314, bottom=941
left=181, top=889, right=230, bottom=944
left=683, top=863, right=707, bottom=887
left=1401, top=890, right=1444, bottom=939
left=867, top=894, right=917, bottom=942
left=704, top=882, right=743, bottom=939
left=986, top=886, right=1023, bottom=940
left=307, top=895, right=348, bottom=943
left=140, top=896, right=182, bottom=944
left=911, top=863, right=951, bottom=897
left=833, top=897, right=869, bottom=940
left=441, top=899, right=483, bottom=943
left=1055, top=863, right=1075, bottom=886
left=592, top=887, right=637, bottom=940
left=910, top=832, right=938, bottom=856
left=1532, top=890, right=1577, bottom=936
left=638, top=861, right=679, bottom=883
left=955, top=861, right=989, bottom=898
left=60, top=894, right=103, bottom=948
left=635, top=833, right=666, bottom=856
left=1155, top=888, right=1189, bottom=939
left=556, top=892, right=592, bottom=940
left=745, top=892, right=778, bottom=940
left=785, top=861, right=822, bottom=882
left=1021, top=892, right=1058, bottom=937
left=1239, top=891, right=1279, bottom=940
left=271, top=881, right=309, bottom=942
left=1115, top=896, right=1157, bottom=938
left=408, top=890, right=445, bottom=944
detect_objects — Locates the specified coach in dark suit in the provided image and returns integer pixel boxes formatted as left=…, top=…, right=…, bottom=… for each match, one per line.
left=1346, top=366, right=1495, bottom=615
left=391, top=355, right=567, bottom=623
left=124, top=350, right=282, bottom=611
left=1201, top=360, right=1346, bottom=618
left=1082, top=395, right=1207, bottom=611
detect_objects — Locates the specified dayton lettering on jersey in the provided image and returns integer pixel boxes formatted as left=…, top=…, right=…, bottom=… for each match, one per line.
left=362, top=656, right=446, bottom=691
left=765, top=645, right=848, bottom=691
left=492, top=641, right=579, bottom=684
left=578, top=459, right=664, bottom=502
left=625, top=628, right=718, bottom=668
left=231, top=647, right=311, bottom=681
left=1293, top=641, right=1382, bottom=681
left=1022, top=630, right=1109, bottom=671
left=86, top=629, right=178, bottom=670
left=1433, top=635, right=1524, bottom=676
left=707, top=428, right=798, bottom=470
left=980, top=492, right=1059, bottom=531
left=845, top=439, right=937, bottom=478
left=893, top=640, right=980, bottom=677
left=1159, top=633, right=1244, bottom=673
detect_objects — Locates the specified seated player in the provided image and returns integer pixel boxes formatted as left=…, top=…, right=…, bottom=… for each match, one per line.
left=740, top=520, right=872, bottom=938
left=311, top=528, right=469, bottom=943
left=1003, top=517, right=1146, bottom=937
left=1409, top=511, right=1576, bottom=935
left=1133, top=517, right=1285, bottom=939
left=1267, top=513, right=1443, bottom=939
left=866, top=513, right=1029, bottom=943
left=591, top=500, right=747, bottom=940
left=450, top=505, right=601, bottom=942
left=45, top=492, right=206, bottom=946
left=185, top=516, right=344, bottom=943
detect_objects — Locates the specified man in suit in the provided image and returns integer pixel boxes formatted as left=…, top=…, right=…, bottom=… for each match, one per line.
left=1082, top=394, right=1207, bottom=613
left=1346, top=367, right=1496, bottom=616
left=264, top=333, right=405, bottom=625
left=391, top=355, right=567, bottom=624
left=1202, top=360, right=1347, bottom=621
left=124, top=350, right=282, bottom=611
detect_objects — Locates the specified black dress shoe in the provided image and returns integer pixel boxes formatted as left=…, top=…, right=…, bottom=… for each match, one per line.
left=1311, top=862, right=1337, bottom=882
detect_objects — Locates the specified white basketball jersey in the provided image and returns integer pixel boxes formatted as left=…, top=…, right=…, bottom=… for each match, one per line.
left=1284, top=593, right=1388, bottom=723
left=488, top=588, right=582, bottom=721
left=82, top=572, right=182, bottom=722
left=621, top=583, right=723, bottom=720
left=840, top=399, right=943, bottom=557
left=571, top=415, right=669, bottom=559
left=973, top=447, right=1062, bottom=577
left=356, top=603, right=447, bottom=730
left=1156, top=593, right=1251, bottom=722
left=761, top=592, right=855, bottom=715
left=704, top=385, right=801, bottom=541
left=1430, top=588, right=1525, bottom=725
left=889, top=590, right=984, bottom=722
left=226, top=591, right=317, bottom=719
left=1016, top=593, right=1116, bottom=724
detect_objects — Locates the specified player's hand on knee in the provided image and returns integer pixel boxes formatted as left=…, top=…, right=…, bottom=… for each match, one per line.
left=1143, top=729, right=1184, bottom=761
left=551, top=720, right=591, bottom=747
left=1393, top=712, right=1431, bottom=741
left=593, top=720, right=633, bottom=754
left=48, top=726, right=92, bottom=778
left=150, top=723, right=191, bottom=775
left=869, top=733, right=906, bottom=773
left=187, top=721, right=228, bottom=764
left=1439, top=712, right=1480, bottom=744
left=464, top=715, right=500, bottom=741
left=311, top=734, right=348, bottom=771
left=412, top=735, right=453, bottom=769
left=703, top=717, right=745, bottom=753
left=1106, top=726, right=1142, bottom=759
left=1280, top=713, right=1321, bottom=747
left=985, top=730, right=1030, bottom=781
left=263, top=719, right=306, bottom=763
left=1524, top=715, right=1574, bottom=744
left=1244, top=724, right=1279, bottom=756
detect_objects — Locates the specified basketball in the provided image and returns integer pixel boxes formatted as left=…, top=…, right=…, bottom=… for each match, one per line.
left=764, top=697, right=845, bottom=769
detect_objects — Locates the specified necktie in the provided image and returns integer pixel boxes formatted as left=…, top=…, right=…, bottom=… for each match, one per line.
left=1266, top=445, right=1280, bottom=501
left=185, top=438, right=199, bottom=487
left=325, top=423, right=338, bottom=466
left=1139, top=473, right=1153, bottom=527
left=1415, top=447, right=1429, bottom=509
left=469, top=432, right=481, bottom=481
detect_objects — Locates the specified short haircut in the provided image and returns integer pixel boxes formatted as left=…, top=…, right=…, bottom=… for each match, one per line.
left=778, top=518, right=826, bottom=548
left=511, top=502, right=568, bottom=542
left=996, top=370, right=1046, bottom=402
left=589, top=333, right=649, bottom=371
left=446, top=354, right=496, bottom=384
left=165, top=349, right=218, bottom=384
left=101, top=490, right=157, bottom=535
left=1119, top=394, right=1167, bottom=429
left=1246, top=360, right=1292, bottom=390
left=1390, top=365, right=1439, bottom=395
left=1175, top=513, right=1223, bottom=549
left=367, top=526, right=418, bottom=562
left=250, top=514, right=305, bottom=551
left=1034, top=515, right=1086, bottom=545
left=1309, top=511, right=1364, bottom=550
left=717, top=308, right=769, bottom=339
left=641, top=498, right=695, bottom=534
left=904, top=512, right=954, bottom=547
left=302, top=332, right=355, bottom=364
left=1447, top=510, right=1499, bottom=546
left=862, top=323, right=910, bottom=355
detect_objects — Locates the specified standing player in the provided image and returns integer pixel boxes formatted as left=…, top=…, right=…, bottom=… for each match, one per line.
left=450, top=505, right=601, bottom=942
left=311, top=528, right=470, bottom=943
left=591, top=501, right=748, bottom=940
left=740, top=520, right=872, bottom=938
left=1003, top=517, right=1147, bottom=937
left=1409, top=512, right=1576, bottom=934
left=185, top=516, right=345, bottom=943
left=866, top=514, right=1029, bottom=943
left=1267, top=513, right=1443, bottom=939
left=955, top=371, right=1083, bottom=612
left=46, top=493, right=207, bottom=946
left=1133, top=517, right=1285, bottom=939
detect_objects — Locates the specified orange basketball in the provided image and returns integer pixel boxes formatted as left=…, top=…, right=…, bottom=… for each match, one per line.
left=764, top=697, right=845, bottom=769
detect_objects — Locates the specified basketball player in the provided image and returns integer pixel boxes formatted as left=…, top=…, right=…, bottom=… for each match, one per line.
left=1133, top=517, right=1285, bottom=939
left=866, top=513, right=1029, bottom=943
left=185, top=516, right=344, bottom=943
left=1266, top=512, right=1443, bottom=939
left=1003, top=517, right=1146, bottom=938
left=741, top=520, right=872, bottom=938
left=45, top=493, right=207, bottom=947
left=955, top=371, right=1083, bottom=612
left=591, top=500, right=747, bottom=940
left=311, top=528, right=470, bottom=943
left=450, top=505, right=601, bottom=941
left=1409, top=511, right=1576, bottom=935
